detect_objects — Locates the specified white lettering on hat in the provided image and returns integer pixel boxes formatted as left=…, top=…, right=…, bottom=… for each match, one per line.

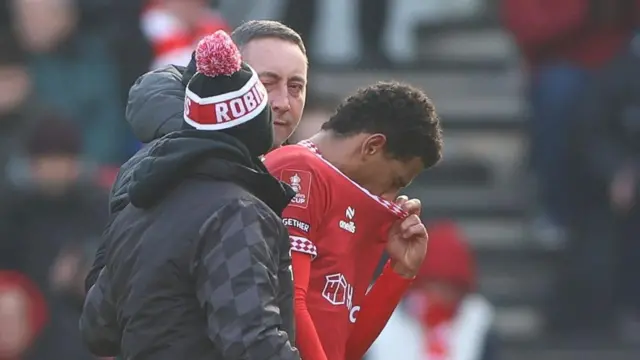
left=244, top=91, right=257, bottom=109
left=229, top=98, right=246, bottom=119
left=184, top=66, right=269, bottom=130
left=215, top=103, right=230, bottom=123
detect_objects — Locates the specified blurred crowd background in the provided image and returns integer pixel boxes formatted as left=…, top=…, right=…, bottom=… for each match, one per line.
left=1, top=0, right=640, bottom=359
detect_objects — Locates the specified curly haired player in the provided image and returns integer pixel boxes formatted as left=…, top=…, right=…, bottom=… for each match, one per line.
left=263, top=82, right=443, bottom=360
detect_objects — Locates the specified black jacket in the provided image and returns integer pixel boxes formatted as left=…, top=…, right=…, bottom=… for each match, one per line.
left=85, top=65, right=188, bottom=290
left=79, top=130, right=300, bottom=360
left=572, top=43, right=640, bottom=203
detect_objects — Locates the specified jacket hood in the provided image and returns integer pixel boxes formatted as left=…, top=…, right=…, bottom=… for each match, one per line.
left=125, top=65, right=188, bottom=143
left=128, top=130, right=295, bottom=213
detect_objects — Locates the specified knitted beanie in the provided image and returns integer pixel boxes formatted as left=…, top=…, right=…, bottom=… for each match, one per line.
left=184, top=31, right=273, bottom=157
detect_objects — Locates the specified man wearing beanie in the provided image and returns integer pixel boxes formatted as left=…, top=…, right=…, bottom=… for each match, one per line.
left=80, top=31, right=301, bottom=360
left=85, top=20, right=308, bottom=294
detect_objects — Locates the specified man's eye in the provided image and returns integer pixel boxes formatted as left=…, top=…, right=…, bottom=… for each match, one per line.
left=288, top=84, right=303, bottom=95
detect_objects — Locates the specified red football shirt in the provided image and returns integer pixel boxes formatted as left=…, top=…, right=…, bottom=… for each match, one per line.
left=264, top=141, right=406, bottom=360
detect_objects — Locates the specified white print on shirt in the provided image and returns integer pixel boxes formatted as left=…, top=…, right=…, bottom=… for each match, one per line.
left=339, top=206, right=356, bottom=234
left=282, top=218, right=310, bottom=233
left=322, top=273, right=361, bottom=323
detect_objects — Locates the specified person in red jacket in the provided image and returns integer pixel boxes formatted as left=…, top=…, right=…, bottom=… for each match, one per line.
left=264, top=82, right=443, bottom=360
left=141, top=0, right=230, bottom=69
left=369, top=220, right=499, bottom=360
left=501, top=0, right=640, bottom=238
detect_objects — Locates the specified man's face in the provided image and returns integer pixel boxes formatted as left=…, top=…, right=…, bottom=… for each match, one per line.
left=13, top=0, right=77, bottom=53
left=241, top=37, right=307, bottom=146
left=29, top=155, right=80, bottom=194
left=413, top=279, right=466, bottom=311
left=0, top=66, right=30, bottom=115
left=347, top=134, right=424, bottom=200
left=159, top=0, right=206, bottom=26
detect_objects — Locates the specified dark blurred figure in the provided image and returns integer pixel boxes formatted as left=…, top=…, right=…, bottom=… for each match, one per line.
left=282, top=0, right=390, bottom=67
left=0, top=271, right=47, bottom=360
left=105, top=0, right=154, bottom=109
left=554, top=38, right=640, bottom=340
left=368, top=220, right=499, bottom=360
left=501, top=0, right=640, bottom=243
left=11, top=0, right=131, bottom=165
left=0, top=2, right=10, bottom=34
left=0, top=33, right=37, bottom=199
left=0, top=117, right=108, bottom=359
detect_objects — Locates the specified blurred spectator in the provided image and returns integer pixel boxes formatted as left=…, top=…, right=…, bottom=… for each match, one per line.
left=0, top=33, right=37, bottom=198
left=141, top=0, right=229, bottom=69
left=0, top=117, right=108, bottom=359
left=501, top=0, right=640, bottom=241
left=11, top=0, right=130, bottom=165
left=0, top=271, right=47, bottom=360
left=104, top=0, right=153, bottom=113
left=549, top=36, right=640, bottom=338
left=282, top=0, right=390, bottom=67
left=367, top=220, right=499, bottom=360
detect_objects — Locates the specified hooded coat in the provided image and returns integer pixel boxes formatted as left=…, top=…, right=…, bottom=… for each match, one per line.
left=85, top=65, right=189, bottom=290
left=80, top=66, right=300, bottom=359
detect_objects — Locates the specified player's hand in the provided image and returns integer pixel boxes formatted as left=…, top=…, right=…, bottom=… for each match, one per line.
left=386, top=196, right=428, bottom=279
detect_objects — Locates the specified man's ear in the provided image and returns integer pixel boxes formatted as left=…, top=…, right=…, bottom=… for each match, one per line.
left=361, top=134, right=387, bottom=159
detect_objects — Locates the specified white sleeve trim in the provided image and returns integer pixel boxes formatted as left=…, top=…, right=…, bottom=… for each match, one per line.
left=290, top=236, right=317, bottom=259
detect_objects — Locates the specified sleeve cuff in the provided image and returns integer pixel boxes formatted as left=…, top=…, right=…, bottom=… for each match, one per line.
left=290, top=236, right=318, bottom=259
left=381, top=261, right=415, bottom=286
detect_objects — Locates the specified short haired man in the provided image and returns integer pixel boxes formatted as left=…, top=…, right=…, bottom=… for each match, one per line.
left=80, top=32, right=302, bottom=359
left=85, top=20, right=309, bottom=291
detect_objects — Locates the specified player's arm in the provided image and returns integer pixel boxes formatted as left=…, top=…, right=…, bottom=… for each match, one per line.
left=347, top=198, right=428, bottom=359
left=194, top=200, right=300, bottom=360
left=292, top=251, right=329, bottom=360
left=345, top=260, right=413, bottom=360
left=284, top=186, right=329, bottom=360
left=265, top=155, right=330, bottom=360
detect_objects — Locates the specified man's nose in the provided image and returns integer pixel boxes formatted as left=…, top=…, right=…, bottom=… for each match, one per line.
left=269, top=87, right=291, bottom=113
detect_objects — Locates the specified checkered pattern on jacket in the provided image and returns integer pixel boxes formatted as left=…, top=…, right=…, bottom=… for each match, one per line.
left=193, top=198, right=299, bottom=359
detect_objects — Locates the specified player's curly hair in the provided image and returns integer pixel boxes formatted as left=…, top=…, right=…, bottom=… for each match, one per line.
left=321, top=82, right=443, bottom=168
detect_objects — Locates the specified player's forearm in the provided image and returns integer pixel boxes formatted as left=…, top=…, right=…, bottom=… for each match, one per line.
left=294, top=307, right=329, bottom=360
left=292, top=252, right=329, bottom=360
left=345, top=262, right=413, bottom=360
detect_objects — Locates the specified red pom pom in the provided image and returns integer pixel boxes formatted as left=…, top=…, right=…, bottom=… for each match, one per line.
left=195, top=30, right=242, bottom=77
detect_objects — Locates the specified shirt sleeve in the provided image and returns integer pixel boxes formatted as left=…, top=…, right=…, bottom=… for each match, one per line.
left=292, top=252, right=329, bottom=360
left=265, top=153, right=330, bottom=360
left=345, top=261, right=413, bottom=360
left=264, top=155, right=328, bottom=259
left=194, top=199, right=300, bottom=360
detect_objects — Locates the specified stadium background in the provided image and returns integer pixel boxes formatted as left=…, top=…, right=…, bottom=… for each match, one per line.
left=1, top=0, right=639, bottom=359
